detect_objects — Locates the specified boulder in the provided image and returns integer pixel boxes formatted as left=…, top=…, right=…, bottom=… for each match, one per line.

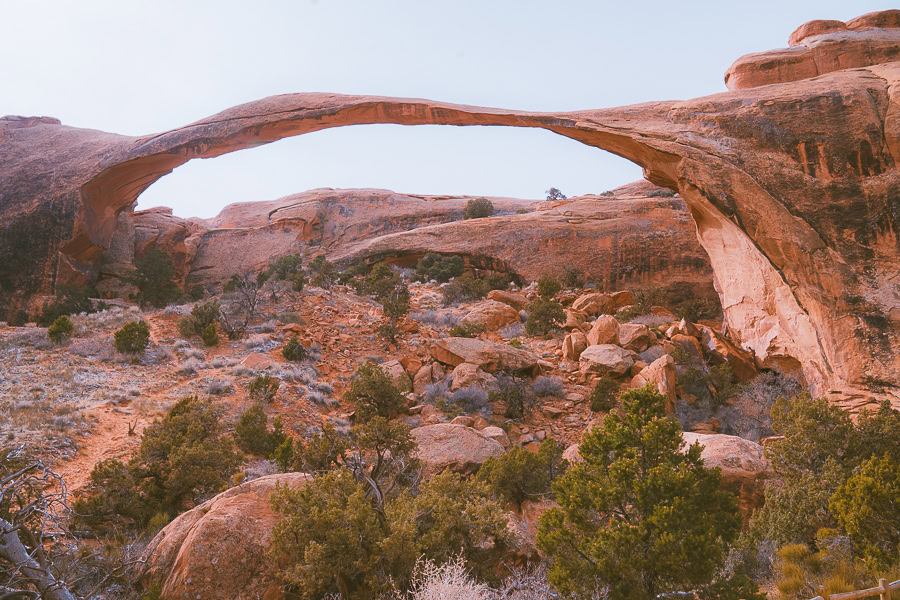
left=481, top=425, right=511, bottom=448
left=412, top=424, right=504, bottom=476
left=561, top=331, right=588, bottom=361
left=380, top=359, right=412, bottom=392
left=670, top=334, right=704, bottom=363
left=563, top=309, right=588, bottom=331
left=631, top=354, right=677, bottom=409
left=399, top=356, right=423, bottom=378
left=487, top=289, right=529, bottom=311
left=239, top=353, right=277, bottom=371
left=571, top=292, right=613, bottom=316
left=586, top=314, right=618, bottom=346
left=461, top=300, right=520, bottom=332
left=698, top=325, right=759, bottom=382
left=139, top=473, right=310, bottom=600
left=618, top=323, right=654, bottom=352
left=610, top=290, right=635, bottom=309
left=449, top=362, right=500, bottom=392
left=431, top=337, right=540, bottom=375
left=682, top=432, right=771, bottom=522
left=579, top=344, right=635, bottom=377
left=666, top=317, right=701, bottom=339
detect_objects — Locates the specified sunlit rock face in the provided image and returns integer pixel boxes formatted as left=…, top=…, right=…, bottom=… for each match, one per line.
left=2, top=9, right=899, bottom=407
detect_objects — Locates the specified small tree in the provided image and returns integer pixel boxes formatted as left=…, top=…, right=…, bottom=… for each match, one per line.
left=249, top=374, right=280, bottom=403
left=589, top=376, right=619, bottom=411
left=282, top=335, right=308, bottom=361
left=524, top=297, right=565, bottom=336
left=220, top=272, right=268, bottom=338
left=309, top=255, right=338, bottom=294
left=463, top=198, right=494, bottom=219
left=200, top=322, right=218, bottom=346
left=343, top=362, right=407, bottom=422
left=47, top=314, right=74, bottom=343
left=134, top=248, right=181, bottom=308
left=114, top=321, right=150, bottom=356
left=235, top=403, right=286, bottom=457
left=561, top=265, right=585, bottom=289
left=178, top=299, right=220, bottom=338
left=545, top=187, right=567, bottom=201
left=377, top=277, right=410, bottom=343
left=415, top=253, right=465, bottom=283
left=536, top=274, right=561, bottom=299
left=37, top=285, right=100, bottom=326
left=537, top=385, right=743, bottom=600
left=267, top=253, right=307, bottom=292
left=477, top=438, right=567, bottom=508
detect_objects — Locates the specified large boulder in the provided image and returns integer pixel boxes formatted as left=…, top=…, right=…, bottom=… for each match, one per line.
left=139, top=473, right=310, bottom=600
left=450, top=362, right=499, bottom=392
left=586, top=314, right=618, bottom=346
left=380, top=359, right=413, bottom=393
left=682, top=432, right=771, bottom=522
left=571, top=292, right=613, bottom=316
left=631, top=354, right=677, bottom=410
left=412, top=424, right=504, bottom=476
left=562, top=331, right=588, bottom=361
left=698, top=325, right=759, bottom=382
left=579, top=344, right=635, bottom=377
left=461, top=300, right=520, bottom=332
left=487, top=289, right=529, bottom=311
left=430, top=337, right=540, bottom=375
left=618, top=323, right=655, bottom=352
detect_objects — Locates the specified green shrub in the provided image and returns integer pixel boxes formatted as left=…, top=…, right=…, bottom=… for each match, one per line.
left=235, top=403, right=286, bottom=456
left=177, top=300, right=220, bottom=338
left=200, top=323, right=218, bottom=346
left=282, top=335, right=307, bottom=361
left=47, top=314, right=74, bottom=343
left=561, top=266, right=585, bottom=289
left=490, top=374, right=532, bottom=419
left=508, top=338, right=522, bottom=348
left=448, top=321, right=483, bottom=338
left=589, top=376, right=619, bottom=412
left=74, top=396, right=239, bottom=534
left=537, top=385, right=744, bottom=600
left=187, top=285, right=205, bottom=301
left=114, top=321, right=150, bottom=356
left=524, top=297, right=565, bottom=336
left=249, top=374, right=280, bottom=403
left=134, top=248, right=181, bottom=308
left=309, top=255, right=338, bottom=292
left=536, top=274, right=561, bottom=299
left=343, top=362, right=406, bottom=422
left=415, top=253, right=465, bottom=283
left=477, top=438, right=567, bottom=507
left=463, top=198, right=494, bottom=219
left=37, top=285, right=101, bottom=325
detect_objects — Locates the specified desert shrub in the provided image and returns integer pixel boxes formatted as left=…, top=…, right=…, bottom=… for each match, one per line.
left=523, top=298, right=564, bottom=336
left=676, top=297, right=720, bottom=322
left=206, top=377, right=233, bottom=395
left=536, top=274, right=561, bottom=299
left=187, top=284, right=205, bottom=301
left=589, top=376, right=619, bottom=412
left=478, top=438, right=567, bottom=507
left=448, top=387, right=489, bottom=413
left=200, top=322, right=218, bottom=346
left=441, top=273, right=489, bottom=305
left=74, top=397, right=239, bottom=533
left=561, top=266, right=585, bottom=289
left=424, top=380, right=450, bottom=404
left=37, top=285, right=102, bottom=325
left=491, top=374, right=532, bottom=419
left=265, top=253, right=306, bottom=292
left=531, top=375, right=564, bottom=398
left=537, top=385, right=746, bottom=600
left=484, top=271, right=515, bottom=290
left=508, top=338, right=522, bottom=348
left=647, top=187, right=676, bottom=197
left=545, top=187, right=567, bottom=201
left=376, top=275, right=410, bottom=343
left=249, top=374, right=280, bottom=403
left=773, top=536, right=864, bottom=600
left=235, top=403, right=286, bottom=456
left=343, top=362, right=406, bottom=422
left=47, top=314, right=74, bottom=343
left=616, top=287, right=665, bottom=321
left=220, top=271, right=268, bottom=338
left=448, top=321, right=483, bottom=338
left=282, top=335, right=308, bottom=361
left=134, top=248, right=182, bottom=308
left=396, top=556, right=495, bottom=600
left=415, top=253, right=465, bottom=283
left=176, top=299, right=220, bottom=338
left=463, top=197, right=494, bottom=219
left=114, top=321, right=150, bottom=356
left=308, top=255, right=338, bottom=292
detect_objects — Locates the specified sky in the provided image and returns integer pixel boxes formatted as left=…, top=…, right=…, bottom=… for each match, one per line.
left=3, top=0, right=894, bottom=218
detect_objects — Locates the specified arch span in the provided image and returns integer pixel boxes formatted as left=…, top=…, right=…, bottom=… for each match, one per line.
left=4, top=65, right=900, bottom=407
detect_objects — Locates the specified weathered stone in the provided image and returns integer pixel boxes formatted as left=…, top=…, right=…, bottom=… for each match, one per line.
left=571, top=293, right=613, bottom=316
left=586, top=314, right=618, bottom=346
left=449, top=362, right=499, bottom=392
left=487, top=289, right=529, bottom=311
left=461, top=300, right=520, bottom=332
left=431, top=337, right=539, bottom=375
left=698, top=325, right=759, bottom=382
left=579, top=344, right=635, bottom=377
left=412, top=424, right=504, bottom=476
left=618, top=323, right=654, bottom=352
left=561, top=331, right=588, bottom=361
left=631, top=354, right=678, bottom=409
left=380, top=359, right=412, bottom=393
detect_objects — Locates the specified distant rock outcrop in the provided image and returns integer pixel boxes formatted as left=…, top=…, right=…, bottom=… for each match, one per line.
left=3, top=9, right=900, bottom=405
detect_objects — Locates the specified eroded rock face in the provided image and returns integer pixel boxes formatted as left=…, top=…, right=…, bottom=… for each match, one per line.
left=3, top=9, right=900, bottom=405
left=139, top=472, right=310, bottom=600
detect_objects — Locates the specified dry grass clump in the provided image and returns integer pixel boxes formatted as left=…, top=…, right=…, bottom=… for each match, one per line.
left=72, top=305, right=141, bottom=335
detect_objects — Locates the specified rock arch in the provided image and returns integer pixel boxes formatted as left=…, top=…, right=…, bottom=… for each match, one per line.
left=2, top=11, right=899, bottom=407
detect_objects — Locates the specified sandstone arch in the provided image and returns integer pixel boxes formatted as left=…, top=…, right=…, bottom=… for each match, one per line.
left=2, top=11, right=899, bottom=407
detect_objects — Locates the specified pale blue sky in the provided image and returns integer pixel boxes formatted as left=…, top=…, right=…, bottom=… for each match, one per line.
left=3, top=0, right=893, bottom=218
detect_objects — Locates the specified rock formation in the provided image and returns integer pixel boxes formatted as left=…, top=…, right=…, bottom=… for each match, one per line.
left=3, top=9, right=899, bottom=405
